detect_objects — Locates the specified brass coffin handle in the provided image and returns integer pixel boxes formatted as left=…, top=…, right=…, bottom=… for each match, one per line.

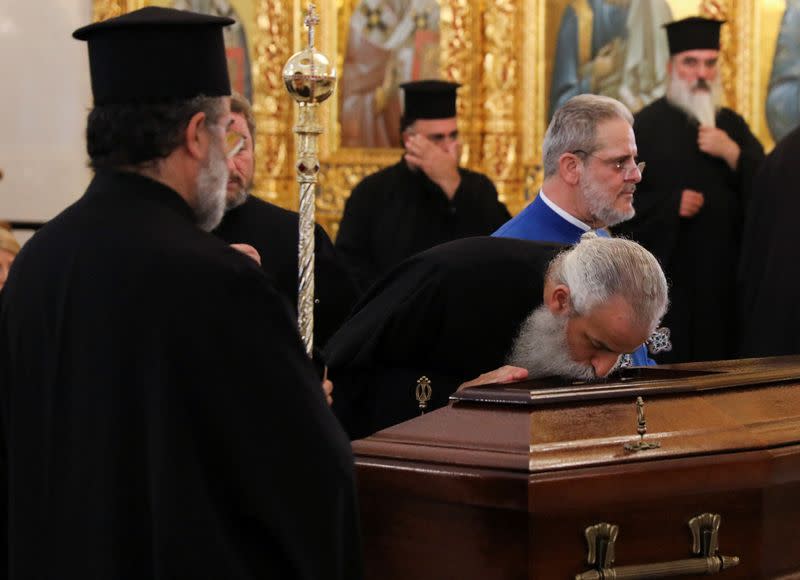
left=575, top=555, right=740, bottom=579
left=576, top=514, right=740, bottom=579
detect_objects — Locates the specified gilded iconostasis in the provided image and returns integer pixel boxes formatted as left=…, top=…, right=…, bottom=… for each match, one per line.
left=93, top=0, right=792, bottom=237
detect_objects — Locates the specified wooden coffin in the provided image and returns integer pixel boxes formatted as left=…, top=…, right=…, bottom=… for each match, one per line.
left=352, top=356, right=800, bottom=579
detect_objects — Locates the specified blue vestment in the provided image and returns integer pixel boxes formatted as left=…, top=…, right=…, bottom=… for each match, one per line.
left=493, top=194, right=654, bottom=366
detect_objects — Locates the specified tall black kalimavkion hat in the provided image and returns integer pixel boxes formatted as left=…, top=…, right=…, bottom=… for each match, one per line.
left=73, top=6, right=234, bottom=105
left=664, top=17, right=724, bottom=55
left=400, top=80, right=461, bottom=126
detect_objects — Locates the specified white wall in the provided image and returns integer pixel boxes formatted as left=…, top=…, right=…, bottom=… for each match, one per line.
left=0, top=0, right=93, bottom=237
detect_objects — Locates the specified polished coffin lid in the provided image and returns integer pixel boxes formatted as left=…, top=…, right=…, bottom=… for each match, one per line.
left=352, top=356, right=800, bottom=472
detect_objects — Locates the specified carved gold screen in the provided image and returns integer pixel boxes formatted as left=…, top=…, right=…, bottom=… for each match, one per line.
left=93, top=0, right=777, bottom=238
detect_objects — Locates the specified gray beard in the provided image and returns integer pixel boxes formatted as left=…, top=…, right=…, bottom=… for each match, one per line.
left=666, top=73, right=721, bottom=127
left=580, top=171, right=635, bottom=228
left=226, top=187, right=249, bottom=210
left=195, top=140, right=228, bottom=232
left=506, top=305, right=602, bottom=381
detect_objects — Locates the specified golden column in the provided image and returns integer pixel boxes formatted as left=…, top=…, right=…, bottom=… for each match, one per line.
left=283, top=4, right=336, bottom=356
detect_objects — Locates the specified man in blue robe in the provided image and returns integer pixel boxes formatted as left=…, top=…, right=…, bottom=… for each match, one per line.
left=494, top=94, right=654, bottom=366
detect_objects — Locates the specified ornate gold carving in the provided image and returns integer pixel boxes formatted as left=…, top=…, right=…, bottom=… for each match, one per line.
left=92, top=0, right=133, bottom=22
left=481, top=0, right=522, bottom=212
left=89, top=0, right=769, bottom=235
left=251, top=0, right=295, bottom=207
left=522, top=0, right=546, bottom=207
left=700, top=0, right=737, bottom=111
left=440, top=0, right=473, bottom=109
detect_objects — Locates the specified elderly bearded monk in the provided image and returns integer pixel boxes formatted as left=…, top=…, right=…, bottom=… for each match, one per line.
left=324, top=233, right=668, bottom=439
left=613, top=17, right=764, bottom=364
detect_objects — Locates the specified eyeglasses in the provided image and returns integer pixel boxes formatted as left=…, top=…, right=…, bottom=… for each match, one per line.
left=405, top=129, right=459, bottom=145
left=572, top=149, right=645, bottom=176
left=206, top=119, right=246, bottom=159
left=225, top=131, right=246, bottom=159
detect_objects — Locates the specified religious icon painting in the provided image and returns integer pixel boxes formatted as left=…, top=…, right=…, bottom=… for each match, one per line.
left=339, top=0, right=442, bottom=148
left=544, top=0, right=720, bottom=120
left=172, top=0, right=254, bottom=101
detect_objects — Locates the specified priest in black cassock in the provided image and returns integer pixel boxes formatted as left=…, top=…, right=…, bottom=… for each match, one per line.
left=335, top=80, right=511, bottom=292
left=213, top=93, right=358, bottom=349
left=325, top=234, right=669, bottom=439
left=613, top=17, right=764, bottom=363
left=0, top=8, right=362, bottom=580
left=738, top=126, right=800, bottom=357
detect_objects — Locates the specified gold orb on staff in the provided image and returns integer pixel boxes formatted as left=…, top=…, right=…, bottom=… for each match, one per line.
left=283, top=3, right=336, bottom=356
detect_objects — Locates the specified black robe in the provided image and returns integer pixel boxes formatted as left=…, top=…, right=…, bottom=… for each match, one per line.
left=335, top=159, right=511, bottom=292
left=0, top=170, right=363, bottom=580
left=323, top=237, right=562, bottom=439
left=213, top=195, right=358, bottom=350
left=613, top=98, right=765, bottom=363
left=738, top=125, right=800, bottom=357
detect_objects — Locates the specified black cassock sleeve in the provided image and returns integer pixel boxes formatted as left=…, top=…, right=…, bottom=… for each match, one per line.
left=450, top=170, right=512, bottom=231
left=335, top=183, right=380, bottom=294
left=738, top=127, right=799, bottom=357
left=612, top=112, right=683, bottom=265
left=170, top=268, right=363, bottom=580
left=720, top=109, right=766, bottom=213
left=312, top=222, right=358, bottom=349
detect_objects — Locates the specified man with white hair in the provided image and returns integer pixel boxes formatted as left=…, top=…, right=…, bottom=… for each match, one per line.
left=324, top=233, right=668, bottom=439
left=493, top=94, right=653, bottom=366
left=614, top=17, right=764, bottom=364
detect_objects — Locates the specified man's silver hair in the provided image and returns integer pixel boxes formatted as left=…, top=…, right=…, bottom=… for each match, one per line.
left=547, top=232, right=669, bottom=330
left=542, top=94, right=634, bottom=178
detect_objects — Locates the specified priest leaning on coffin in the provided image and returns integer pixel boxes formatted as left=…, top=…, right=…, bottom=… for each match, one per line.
left=324, top=233, right=669, bottom=439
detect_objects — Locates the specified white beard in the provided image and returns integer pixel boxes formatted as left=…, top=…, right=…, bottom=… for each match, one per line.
left=665, top=71, right=721, bottom=127
left=195, top=138, right=229, bottom=232
left=506, top=305, right=603, bottom=381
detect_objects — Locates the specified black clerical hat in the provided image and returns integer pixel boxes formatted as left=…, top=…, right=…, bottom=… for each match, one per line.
left=73, top=7, right=234, bottom=105
left=664, top=17, right=724, bottom=55
left=401, top=80, right=461, bottom=125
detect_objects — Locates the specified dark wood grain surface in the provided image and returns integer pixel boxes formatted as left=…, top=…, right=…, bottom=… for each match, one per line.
left=353, top=356, right=800, bottom=579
